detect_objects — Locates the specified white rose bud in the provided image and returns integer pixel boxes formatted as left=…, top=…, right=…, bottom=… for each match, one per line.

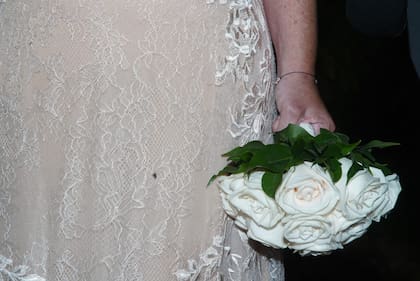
left=275, top=162, right=340, bottom=216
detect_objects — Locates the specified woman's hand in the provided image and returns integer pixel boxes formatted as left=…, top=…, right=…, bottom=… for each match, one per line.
left=272, top=74, right=336, bottom=134
left=263, top=0, right=336, bottom=135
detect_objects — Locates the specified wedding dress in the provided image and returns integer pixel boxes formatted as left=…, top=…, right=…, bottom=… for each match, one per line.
left=0, top=0, right=284, bottom=280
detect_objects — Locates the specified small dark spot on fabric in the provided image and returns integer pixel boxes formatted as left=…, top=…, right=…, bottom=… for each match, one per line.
left=152, top=173, right=157, bottom=179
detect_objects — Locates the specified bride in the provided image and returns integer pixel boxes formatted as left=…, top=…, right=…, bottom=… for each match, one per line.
left=0, top=0, right=334, bottom=280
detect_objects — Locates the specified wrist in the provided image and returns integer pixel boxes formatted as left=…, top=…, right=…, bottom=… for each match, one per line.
left=275, top=71, right=318, bottom=85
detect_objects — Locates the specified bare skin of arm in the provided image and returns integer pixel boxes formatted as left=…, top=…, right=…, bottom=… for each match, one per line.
left=263, top=0, right=335, bottom=134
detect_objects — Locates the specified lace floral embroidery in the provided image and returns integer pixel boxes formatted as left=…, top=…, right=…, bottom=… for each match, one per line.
left=176, top=0, right=281, bottom=280
left=216, top=0, right=277, bottom=145
left=0, top=255, right=45, bottom=281
left=175, top=236, right=224, bottom=281
left=215, top=0, right=260, bottom=85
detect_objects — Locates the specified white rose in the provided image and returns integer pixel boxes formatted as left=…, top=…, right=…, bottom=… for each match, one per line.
left=275, top=162, right=340, bottom=216
left=327, top=209, right=359, bottom=235
left=247, top=220, right=287, bottom=249
left=335, top=218, right=372, bottom=245
left=327, top=210, right=371, bottom=245
left=229, top=172, right=284, bottom=229
left=282, top=215, right=339, bottom=255
left=336, top=158, right=402, bottom=222
left=217, top=174, right=247, bottom=218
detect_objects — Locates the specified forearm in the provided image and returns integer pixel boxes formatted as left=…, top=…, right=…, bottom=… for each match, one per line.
left=262, top=0, right=318, bottom=75
left=263, top=0, right=335, bottom=133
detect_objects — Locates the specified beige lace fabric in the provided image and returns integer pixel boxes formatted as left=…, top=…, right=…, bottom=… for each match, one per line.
left=0, top=0, right=284, bottom=280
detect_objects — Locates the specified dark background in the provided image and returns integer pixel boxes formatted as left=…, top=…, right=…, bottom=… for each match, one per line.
left=283, top=1, right=420, bottom=281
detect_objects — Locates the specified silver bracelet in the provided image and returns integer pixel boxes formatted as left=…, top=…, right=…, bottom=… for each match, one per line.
left=275, top=71, right=318, bottom=85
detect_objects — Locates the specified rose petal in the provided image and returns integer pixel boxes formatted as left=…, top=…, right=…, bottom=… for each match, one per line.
left=229, top=188, right=283, bottom=228
left=247, top=220, right=287, bottom=249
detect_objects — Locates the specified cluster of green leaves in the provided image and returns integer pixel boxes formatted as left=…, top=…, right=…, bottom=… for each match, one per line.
left=209, top=124, right=399, bottom=198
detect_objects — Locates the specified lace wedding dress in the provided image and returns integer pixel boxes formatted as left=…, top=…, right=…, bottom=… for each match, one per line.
left=0, top=0, right=284, bottom=280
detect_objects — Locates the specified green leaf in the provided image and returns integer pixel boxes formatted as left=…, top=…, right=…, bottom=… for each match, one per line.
left=346, top=161, right=364, bottom=184
left=207, top=175, right=217, bottom=186
left=350, top=152, right=374, bottom=168
left=334, top=131, right=351, bottom=143
left=361, top=140, right=400, bottom=150
left=262, top=172, right=283, bottom=198
left=340, top=141, right=361, bottom=155
left=247, top=144, right=293, bottom=172
left=291, top=139, right=314, bottom=162
left=355, top=147, right=375, bottom=162
left=222, top=141, right=265, bottom=160
left=226, top=152, right=253, bottom=163
left=230, top=161, right=252, bottom=174
left=273, top=123, right=313, bottom=145
left=312, top=130, right=354, bottom=156
left=314, top=129, right=344, bottom=145
left=370, top=162, right=393, bottom=176
left=207, top=164, right=242, bottom=186
left=320, top=144, right=343, bottom=159
left=325, top=158, right=342, bottom=182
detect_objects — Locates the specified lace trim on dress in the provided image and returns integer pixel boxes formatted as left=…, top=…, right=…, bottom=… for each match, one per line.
left=216, top=0, right=277, bottom=145
left=0, top=255, right=45, bottom=281
left=0, top=96, right=40, bottom=260
left=215, top=0, right=259, bottom=85
left=175, top=236, right=224, bottom=281
left=176, top=0, right=281, bottom=280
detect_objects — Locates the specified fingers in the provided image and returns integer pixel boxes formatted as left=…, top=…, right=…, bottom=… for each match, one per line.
left=271, top=117, right=284, bottom=132
left=299, top=116, right=336, bottom=133
left=272, top=113, right=336, bottom=134
left=272, top=109, right=301, bottom=132
left=272, top=116, right=297, bottom=132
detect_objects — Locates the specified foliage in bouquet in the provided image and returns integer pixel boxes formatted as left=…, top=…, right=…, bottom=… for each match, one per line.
left=209, top=123, right=399, bottom=198
left=209, top=124, right=401, bottom=256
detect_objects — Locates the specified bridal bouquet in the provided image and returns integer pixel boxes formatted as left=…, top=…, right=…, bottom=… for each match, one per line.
left=209, top=123, right=401, bottom=256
